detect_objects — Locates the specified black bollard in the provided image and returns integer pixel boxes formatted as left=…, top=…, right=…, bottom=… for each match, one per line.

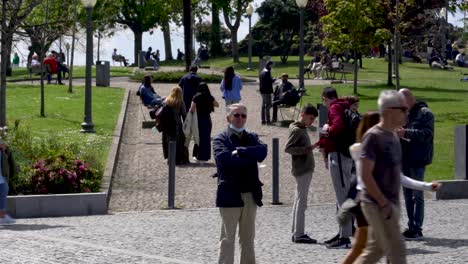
left=272, top=138, right=282, bottom=205
left=168, top=141, right=176, bottom=209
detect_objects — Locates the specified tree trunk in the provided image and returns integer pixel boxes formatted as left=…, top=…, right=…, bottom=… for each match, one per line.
left=162, top=20, right=173, bottom=61
left=183, top=0, right=192, bottom=72
left=210, top=1, right=222, bottom=57
left=0, top=0, right=7, bottom=127
left=97, top=30, right=101, bottom=62
left=231, top=30, right=239, bottom=62
left=69, top=0, right=77, bottom=93
left=133, top=30, right=143, bottom=65
left=387, top=42, right=393, bottom=86
left=353, top=50, right=358, bottom=95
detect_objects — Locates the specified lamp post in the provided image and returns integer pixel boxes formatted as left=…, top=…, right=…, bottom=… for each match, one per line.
left=246, top=3, right=254, bottom=71
left=440, top=7, right=448, bottom=59
left=296, top=0, right=308, bottom=90
left=80, top=0, right=96, bottom=133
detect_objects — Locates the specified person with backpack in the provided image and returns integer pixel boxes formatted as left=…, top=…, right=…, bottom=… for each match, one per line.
left=271, top=73, right=300, bottom=122
left=179, top=66, right=202, bottom=113
left=285, top=104, right=319, bottom=244
left=220, top=66, right=243, bottom=108
left=320, top=87, right=354, bottom=249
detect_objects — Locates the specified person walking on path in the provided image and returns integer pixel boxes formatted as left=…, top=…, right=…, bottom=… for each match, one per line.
left=259, top=61, right=276, bottom=125
left=0, top=139, right=17, bottom=225
left=162, top=86, right=189, bottom=165
left=341, top=111, right=440, bottom=264
left=213, top=103, right=267, bottom=264
left=320, top=87, right=353, bottom=249
left=285, top=104, right=318, bottom=244
left=220, top=66, right=243, bottom=108
left=355, top=90, right=409, bottom=264
left=179, top=66, right=202, bottom=113
left=397, top=88, right=434, bottom=240
left=189, top=82, right=219, bottom=162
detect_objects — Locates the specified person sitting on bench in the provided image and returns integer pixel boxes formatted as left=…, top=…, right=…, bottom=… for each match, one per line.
left=43, top=53, right=64, bottom=85
left=272, top=73, right=299, bottom=122
left=138, top=75, right=163, bottom=107
left=112, top=48, right=128, bottom=66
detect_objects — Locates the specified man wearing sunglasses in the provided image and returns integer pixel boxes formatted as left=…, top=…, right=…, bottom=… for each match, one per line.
left=356, top=90, right=409, bottom=263
left=397, top=88, right=434, bottom=241
left=213, top=104, right=267, bottom=264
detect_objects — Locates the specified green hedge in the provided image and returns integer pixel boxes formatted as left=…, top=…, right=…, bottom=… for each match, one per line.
left=131, top=70, right=224, bottom=83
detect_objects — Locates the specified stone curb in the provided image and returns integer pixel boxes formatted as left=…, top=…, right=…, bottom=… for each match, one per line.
left=6, top=88, right=130, bottom=218
left=435, top=180, right=468, bottom=199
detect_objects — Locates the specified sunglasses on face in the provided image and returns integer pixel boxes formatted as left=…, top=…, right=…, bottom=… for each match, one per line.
left=233, top=113, right=247, bottom=118
left=389, top=106, right=408, bottom=112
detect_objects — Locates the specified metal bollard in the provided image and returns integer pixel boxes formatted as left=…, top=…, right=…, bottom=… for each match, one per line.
left=272, top=138, right=282, bottom=205
left=168, top=141, right=176, bottom=209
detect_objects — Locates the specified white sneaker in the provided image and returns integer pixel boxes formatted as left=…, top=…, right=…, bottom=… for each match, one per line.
left=0, top=214, right=16, bottom=225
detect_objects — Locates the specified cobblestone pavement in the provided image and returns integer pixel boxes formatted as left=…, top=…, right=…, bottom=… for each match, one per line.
left=1, top=200, right=467, bottom=263
left=108, top=77, right=337, bottom=212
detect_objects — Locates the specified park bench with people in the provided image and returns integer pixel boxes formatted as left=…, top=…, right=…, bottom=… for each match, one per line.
left=112, top=54, right=128, bottom=66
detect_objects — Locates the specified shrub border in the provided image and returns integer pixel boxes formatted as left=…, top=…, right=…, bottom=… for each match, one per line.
left=6, top=88, right=130, bottom=218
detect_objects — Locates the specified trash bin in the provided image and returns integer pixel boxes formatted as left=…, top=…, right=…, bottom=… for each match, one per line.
left=139, top=51, right=146, bottom=69
left=96, top=60, right=110, bottom=87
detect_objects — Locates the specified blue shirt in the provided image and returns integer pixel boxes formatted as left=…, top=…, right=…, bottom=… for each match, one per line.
left=220, top=75, right=242, bottom=102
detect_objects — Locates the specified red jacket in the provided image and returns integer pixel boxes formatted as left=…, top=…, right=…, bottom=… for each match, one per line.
left=43, top=57, right=58, bottom=74
left=323, top=99, right=349, bottom=154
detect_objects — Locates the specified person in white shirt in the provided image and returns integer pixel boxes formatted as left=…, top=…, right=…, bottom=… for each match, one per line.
left=455, top=53, right=465, bottom=67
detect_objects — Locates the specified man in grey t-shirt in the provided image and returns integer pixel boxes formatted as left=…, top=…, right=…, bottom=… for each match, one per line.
left=355, top=90, right=408, bottom=264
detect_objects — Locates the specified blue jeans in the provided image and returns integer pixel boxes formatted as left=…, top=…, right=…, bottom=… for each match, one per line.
left=0, top=182, right=9, bottom=210
left=403, top=167, right=426, bottom=232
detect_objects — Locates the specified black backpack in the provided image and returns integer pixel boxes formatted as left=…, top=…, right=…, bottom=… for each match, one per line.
left=149, top=104, right=169, bottom=132
left=335, top=108, right=361, bottom=157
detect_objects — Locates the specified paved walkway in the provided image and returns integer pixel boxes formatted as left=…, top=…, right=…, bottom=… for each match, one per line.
left=8, top=72, right=467, bottom=263
left=1, top=200, right=467, bottom=263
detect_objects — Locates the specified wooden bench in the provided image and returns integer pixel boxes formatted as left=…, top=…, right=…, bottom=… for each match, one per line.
left=28, top=64, right=49, bottom=83
left=327, top=62, right=354, bottom=82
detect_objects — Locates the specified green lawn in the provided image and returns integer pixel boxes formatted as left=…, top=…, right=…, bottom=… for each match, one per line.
left=7, top=66, right=134, bottom=81
left=178, top=55, right=466, bottom=182
left=6, top=83, right=125, bottom=167
left=300, top=58, right=467, bottom=182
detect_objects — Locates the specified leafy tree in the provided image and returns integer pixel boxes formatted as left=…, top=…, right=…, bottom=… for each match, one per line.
left=1, top=0, right=41, bottom=126
left=183, top=0, right=192, bottom=71
left=216, top=0, right=252, bottom=62
left=113, top=0, right=165, bottom=64
left=321, top=0, right=388, bottom=94
left=194, top=21, right=230, bottom=47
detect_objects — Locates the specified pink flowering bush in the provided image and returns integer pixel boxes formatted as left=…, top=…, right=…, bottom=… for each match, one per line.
left=30, top=157, right=100, bottom=194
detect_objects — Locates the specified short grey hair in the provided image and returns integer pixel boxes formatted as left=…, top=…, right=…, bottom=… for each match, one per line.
left=227, top=103, right=247, bottom=116
left=377, top=90, right=405, bottom=115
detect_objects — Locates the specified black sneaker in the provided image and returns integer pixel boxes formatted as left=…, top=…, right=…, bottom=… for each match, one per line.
left=324, top=233, right=340, bottom=245
left=326, top=237, right=351, bottom=249
left=402, top=229, right=422, bottom=240
left=292, top=234, right=317, bottom=244
left=416, top=230, right=423, bottom=238
left=261, top=121, right=266, bottom=125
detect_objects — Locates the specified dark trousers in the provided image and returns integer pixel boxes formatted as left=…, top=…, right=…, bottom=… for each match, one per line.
left=403, top=166, right=426, bottom=232
left=272, top=99, right=288, bottom=121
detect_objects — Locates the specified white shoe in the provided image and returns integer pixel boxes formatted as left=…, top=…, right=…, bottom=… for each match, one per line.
left=0, top=214, right=16, bottom=225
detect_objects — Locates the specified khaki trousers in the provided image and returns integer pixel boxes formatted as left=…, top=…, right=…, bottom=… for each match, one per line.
left=218, top=192, right=257, bottom=264
left=355, top=202, right=407, bottom=264
left=291, top=171, right=313, bottom=238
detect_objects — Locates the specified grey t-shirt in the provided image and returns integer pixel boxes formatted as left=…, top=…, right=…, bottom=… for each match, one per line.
left=360, top=125, right=402, bottom=204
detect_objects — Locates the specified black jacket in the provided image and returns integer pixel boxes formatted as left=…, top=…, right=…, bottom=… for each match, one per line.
left=213, top=128, right=267, bottom=207
left=259, top=68, right=274, bottom=94
left=401, top=101, right=434, bottom=168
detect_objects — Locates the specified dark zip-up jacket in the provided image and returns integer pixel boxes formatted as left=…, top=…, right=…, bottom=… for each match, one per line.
left=401, top=101, right=434, bottom=167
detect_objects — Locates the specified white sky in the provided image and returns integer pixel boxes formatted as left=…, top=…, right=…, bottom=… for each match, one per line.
left=13, top=0, right=465, bottom=66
